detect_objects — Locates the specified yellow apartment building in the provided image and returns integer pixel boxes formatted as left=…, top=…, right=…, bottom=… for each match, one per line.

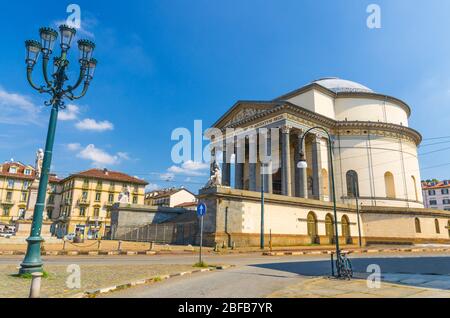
left=53, top=168, right=148, bottom=238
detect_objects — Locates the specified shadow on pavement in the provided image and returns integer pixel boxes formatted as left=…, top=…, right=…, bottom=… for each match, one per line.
left=249, top=256, right=450, bottom=277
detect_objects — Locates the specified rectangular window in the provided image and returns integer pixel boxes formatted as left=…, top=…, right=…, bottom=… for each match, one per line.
left=48, top=195, right=55, bottom=205
left=428, top=190, right=436, bottom=196
left=429, top=200, right=438, bottom=206
left=7, top=179, right=14, bottom=189
left=9, top=167, right=17, bottom=174
left=80, top=207, right=86, bottom=216
left=24, top=169, right=32, bottom=175
left=442, top=189, right=450, bottom=195
left=3, top=207, right=9, bottom=216
left=82, top=192, right=88, bottom=200
left=443, top=199, right=450, bottom=205
left=23, top=181, right=30, bottom=190
left=94, top=208, right=100, bottom=217
left=95, top=192, right=101, bottom=202
left=108, top=193, right=114, bottom=203
left=20, top=192, right=27, bottom=202
left=6, top=192, right=12, bottom=202
left=132, top=196, right=138, bottom=204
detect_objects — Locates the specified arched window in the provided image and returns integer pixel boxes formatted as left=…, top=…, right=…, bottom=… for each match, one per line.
left=415, top=218, right=421, bottom=233
left=341, top=215, right=351, bottom=239
left=435, top=219, right=440, bottom=234
left=322, top=169, right=329, bottom=196
left=346, top=170, right=359, bottom=198
left=411, top=176, right=419, bottom=201
left=325, top=214, right=335, bottom=243
left=307, top=212, right=318, bottom=243
left=384, top=172, right=396, bottom=199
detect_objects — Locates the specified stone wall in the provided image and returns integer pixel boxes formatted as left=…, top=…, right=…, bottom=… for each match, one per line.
left=197, top=186, right=450, bottom=247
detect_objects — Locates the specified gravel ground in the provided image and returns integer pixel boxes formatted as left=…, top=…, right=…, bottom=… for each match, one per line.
left=0, top=264, right=195, bottom=298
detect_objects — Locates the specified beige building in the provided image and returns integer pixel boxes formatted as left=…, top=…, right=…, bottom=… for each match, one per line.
left=145, top=188, right=197, bottom=208
left=53, top=168, right=148, bottom=238
left=198, top=78, right=450, bottom=247
left=0, top=157, right=61, bottom=226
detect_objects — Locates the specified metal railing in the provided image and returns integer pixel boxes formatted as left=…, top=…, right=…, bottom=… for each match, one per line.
left=112, top=222, right=198, bottom=245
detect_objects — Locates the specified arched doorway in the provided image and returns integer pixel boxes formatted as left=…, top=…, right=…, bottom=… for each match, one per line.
left=322, top=169, right=329, bottom=197
left=346, top=170, right=359, bottom=197
left=307, top=212, right=319, bottom=244
left=384, top=172, right=396, bottom=199
left=415, top=218, right=421, bottom=233
left=341, top=215, right=351, bottom=244
left=325, top=214, right=335, bottom=244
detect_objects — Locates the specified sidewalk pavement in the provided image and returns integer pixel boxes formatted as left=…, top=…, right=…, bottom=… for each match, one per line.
left=268, top=276, right=450, bottom=298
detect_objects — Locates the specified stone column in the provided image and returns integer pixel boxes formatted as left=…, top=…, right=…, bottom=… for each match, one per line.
left=265, top=135, right=273, bottom=194
left=281, top=126, right=292, bottom=197
left=327, top=137, right=334, bottom=202
left=311, top=134, right=323, bottom=200
left=294, top=131, right=308, bottom=198
left=222, top=138, right=231, bottom=186
left=235, top=136, right=244, bottom=190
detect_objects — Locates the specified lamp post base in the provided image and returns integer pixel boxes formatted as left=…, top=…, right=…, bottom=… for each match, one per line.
left=19, top=236, right=44, bottom=275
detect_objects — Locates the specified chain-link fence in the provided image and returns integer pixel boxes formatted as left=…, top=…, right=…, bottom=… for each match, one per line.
left=112, top=222, right=198, bottom=245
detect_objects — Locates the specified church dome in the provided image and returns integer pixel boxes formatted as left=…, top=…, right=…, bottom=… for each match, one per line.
left=313, top=77, right=373, bottom=93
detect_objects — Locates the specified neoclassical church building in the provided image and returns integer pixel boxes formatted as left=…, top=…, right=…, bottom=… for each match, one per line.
left=199, top=78, right=450, bottom=246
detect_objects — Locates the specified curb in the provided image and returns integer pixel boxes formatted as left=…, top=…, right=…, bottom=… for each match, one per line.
left=82, top=265, right=233, bottom=298
left=262, top=247, right=450, bottom=256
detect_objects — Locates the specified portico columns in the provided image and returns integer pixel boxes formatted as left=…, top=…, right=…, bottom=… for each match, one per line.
left=222, top=138, right=231, bottom=186
left=311, top=134, right=323, bottom=200
left=248, top=133, right=257, bottom=192
left=281, top=126, right=292, bottom=197
left=295, top=131, right=308, bottom=198
left=235, top=136, right=244, bottom=190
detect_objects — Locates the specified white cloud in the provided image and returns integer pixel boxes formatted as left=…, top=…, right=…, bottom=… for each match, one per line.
left=0, top=87, right=41, bottom=125
left=68, top=143, right=129, bottom=167
left=67, top=143, right=81, bottom=151
left=167, top=160, right=209, bottom=177
left=75, top=118, right=114, bottom=132
left=160, top=172, right=175, bottom=181
left=145, top=183, right=160, bottom=192
left=59, top=104, right=80, bottom=121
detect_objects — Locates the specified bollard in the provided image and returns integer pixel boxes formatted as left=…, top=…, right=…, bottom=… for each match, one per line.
left=118, top=241, right=123, bottom=252
left=149, top=241, right=154, bottom=251
left=97, top=240, right=101, bottom=251
left=29, top=272, right=43, bottom=298
left=63, top=240, right=66, bottom=251
left=232, top=242, right=236, bottom=250
left=214, top=243, right=219, bottom=252
left=222, top=241, right=226, bottom=249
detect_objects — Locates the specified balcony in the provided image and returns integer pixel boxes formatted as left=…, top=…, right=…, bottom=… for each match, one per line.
left=77, top=198, right=90, bottom=206
left=88, top=216, right=105, bottom=223
left=0, top=199, right=14, bottom=206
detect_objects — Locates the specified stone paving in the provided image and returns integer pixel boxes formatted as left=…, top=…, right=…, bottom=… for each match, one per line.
left=0, top=264, right=195, bottom=298
left=268, top=276, right=450, bottom=298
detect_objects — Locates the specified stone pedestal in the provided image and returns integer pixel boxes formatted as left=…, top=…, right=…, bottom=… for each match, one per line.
left=14, top=220, right=55, bottom=242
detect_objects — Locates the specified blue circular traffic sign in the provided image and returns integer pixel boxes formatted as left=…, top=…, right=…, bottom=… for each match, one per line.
left=197, top=202, right=207, bottom=217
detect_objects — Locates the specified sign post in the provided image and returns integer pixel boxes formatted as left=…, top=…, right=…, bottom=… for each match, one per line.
left=197, top=202, right=207, bottom=264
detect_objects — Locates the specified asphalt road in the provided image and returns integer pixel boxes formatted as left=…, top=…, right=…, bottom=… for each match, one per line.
left=3, top=252, right=450, bottom=298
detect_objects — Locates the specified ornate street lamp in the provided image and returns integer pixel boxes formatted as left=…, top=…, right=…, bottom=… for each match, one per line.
left=297, top=127, right=341, bottom=277
left=20, top=25, right=97, bottom=274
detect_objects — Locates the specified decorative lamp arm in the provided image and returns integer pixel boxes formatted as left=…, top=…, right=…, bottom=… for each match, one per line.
left=42, top=56, right=53, bottom=88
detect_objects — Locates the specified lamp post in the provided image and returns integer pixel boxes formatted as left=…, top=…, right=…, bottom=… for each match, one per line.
left=297, top=127, right=341, bottom=277
left=260, top=163, right=265, bottom=250
left=20, top=25, right=97, bottom=274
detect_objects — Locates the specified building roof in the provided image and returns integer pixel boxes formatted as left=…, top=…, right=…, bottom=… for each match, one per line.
left=63, top=168, right=148, bottom=185
left=146, top=187, right=196, bottom=199
left=312, top=77, right=374, bottom=93
left=0, top=161, right=60, bottom=183
left=422, top=180, right=450, bottom=190
left=174, top=201, right=198, bottom=208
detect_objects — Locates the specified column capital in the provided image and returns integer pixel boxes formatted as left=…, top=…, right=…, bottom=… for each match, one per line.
left=280, top=125, right=292, bottom=134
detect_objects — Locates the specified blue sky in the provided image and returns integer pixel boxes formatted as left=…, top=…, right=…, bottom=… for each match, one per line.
left=1, top=0, right=450, bottom=192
